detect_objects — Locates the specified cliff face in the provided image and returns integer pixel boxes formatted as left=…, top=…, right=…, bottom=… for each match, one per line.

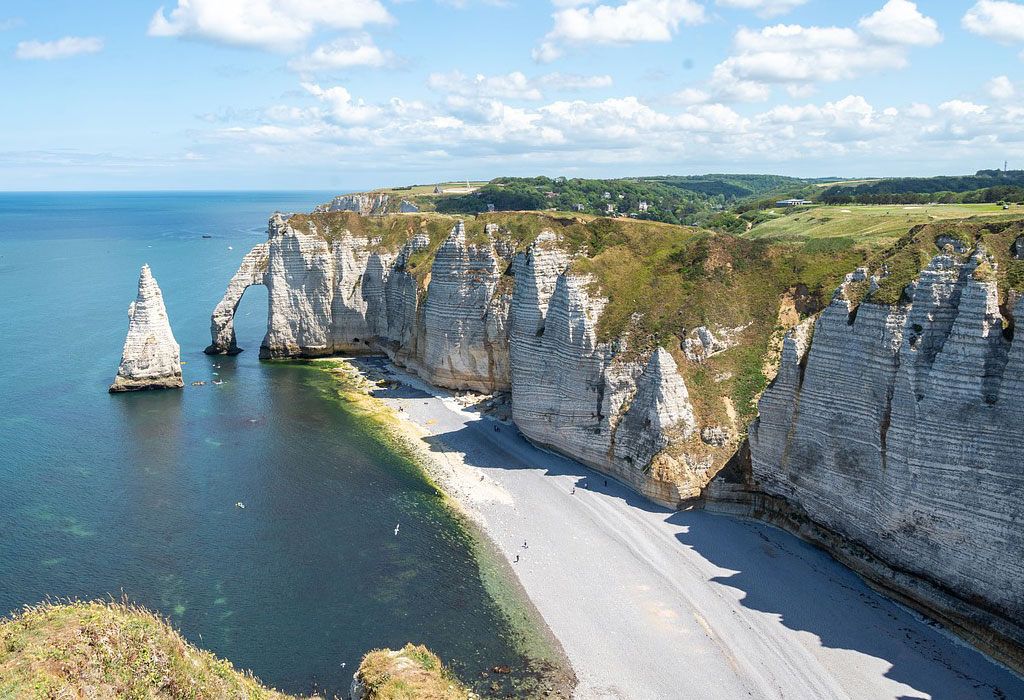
left=316, top=193, right=390, bottom=216
left=508, top=233, right=701, bottom=504
left=209, top=217, right=706, bottom=505
left=746, top=246, right=1024, bottom=665
left=110, top=265, right=184, bottom=393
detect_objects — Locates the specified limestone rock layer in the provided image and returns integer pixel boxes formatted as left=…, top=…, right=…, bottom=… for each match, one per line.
left=747, top=248, right=1024, bottom=666
left=110, top=265, right=183, bottom=393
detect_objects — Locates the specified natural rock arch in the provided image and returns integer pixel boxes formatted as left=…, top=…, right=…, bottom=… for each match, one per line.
left=204, top=242, right=269, bottom=355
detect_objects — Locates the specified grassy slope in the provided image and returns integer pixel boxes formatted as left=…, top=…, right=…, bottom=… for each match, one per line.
left=0, top=601, right=307, bottom=700
left=743, top=203, right=1012, bottom=245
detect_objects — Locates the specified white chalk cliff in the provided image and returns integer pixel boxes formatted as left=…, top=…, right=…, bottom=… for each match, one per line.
left=208, top=216, right=702, bottom=504
left=208, top=212, right=1024, bottom=668
left=745, top=246, right=1024, bottom=668
left=110, top=265, right=184, bottom=393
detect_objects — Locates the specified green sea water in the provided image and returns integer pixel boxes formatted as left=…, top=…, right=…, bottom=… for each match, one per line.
left=0, top=192, right=556, bottom=697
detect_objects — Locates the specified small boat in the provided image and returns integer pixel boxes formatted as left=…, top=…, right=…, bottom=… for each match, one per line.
left=202, top=235, right=212, bottom=239
left=235, top=502, right=245, bottom=509
left=212, top=379, right=225, bottom=385
left=191, top=381, right=206, bottom=386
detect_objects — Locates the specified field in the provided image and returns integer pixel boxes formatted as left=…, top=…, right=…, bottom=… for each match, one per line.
left=743, top=203, right=1014, bottom=246
left=370, top=181, right=490, bottom=196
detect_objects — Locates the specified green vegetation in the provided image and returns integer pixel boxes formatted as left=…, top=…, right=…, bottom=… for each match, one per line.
left=0, top=600, right=310, bottom=700
left=287, top=199, right=1024, bottom=434
left=354, top=174, right=836, bottom=226
left=817, top=169, right=1024, bottom=205
left=741, top=203, right=1010, bottom=247
left=355, top=644, right=472, bottom=700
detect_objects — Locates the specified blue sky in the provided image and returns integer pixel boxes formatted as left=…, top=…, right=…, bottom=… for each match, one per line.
left=1, top=1, right=1022, bottom=190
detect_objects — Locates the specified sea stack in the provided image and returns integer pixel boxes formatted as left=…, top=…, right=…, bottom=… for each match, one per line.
left=109, top=265, right=184, bottom=393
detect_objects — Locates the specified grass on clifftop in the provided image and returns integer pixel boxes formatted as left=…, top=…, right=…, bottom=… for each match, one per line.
left=0, top=600, right=309, bottom=700
left=356, top=644, right=473, bottom=700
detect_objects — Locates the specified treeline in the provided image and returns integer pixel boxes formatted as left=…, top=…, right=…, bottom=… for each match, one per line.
left=821, top=185, right=1024, bottom=205
left=643, top=173, right=813, bottom=199
left=819, top=170, right=1024, bottom=201
left=435, top=176, right=711, bottom=225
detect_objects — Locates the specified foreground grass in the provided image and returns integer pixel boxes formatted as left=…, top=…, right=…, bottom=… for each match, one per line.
left=0, top=600, right=309, bottom=700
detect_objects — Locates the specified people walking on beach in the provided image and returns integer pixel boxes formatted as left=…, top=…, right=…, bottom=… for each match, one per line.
left=571, top=486, right=576, bottom=495
left=522, top=540, right=528, bottom=549
left=515, top=554, right=519, bottom=563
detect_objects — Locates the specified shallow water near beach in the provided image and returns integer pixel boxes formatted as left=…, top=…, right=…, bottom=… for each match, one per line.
left=0, top=192, right=558, bottom=697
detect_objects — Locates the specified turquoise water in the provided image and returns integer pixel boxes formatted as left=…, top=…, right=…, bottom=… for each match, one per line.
left=0, top=192, right=543, bottom=696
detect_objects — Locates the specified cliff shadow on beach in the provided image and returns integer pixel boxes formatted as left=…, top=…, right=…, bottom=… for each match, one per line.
left=669, top=509, right=1024, bottom=700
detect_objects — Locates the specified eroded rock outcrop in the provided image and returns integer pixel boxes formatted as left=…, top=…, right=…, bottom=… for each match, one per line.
left=110, top=265, right=183, bottom=393
left=205, top=243, right=269, bottom=355
left=209, top=219, right=707, bottom=505
left=508, top=234, right=702, bottom=505
left=316, top=192, right=390, bottom=216
left=745, top=246, right=1024, bottom=668
left=418, top=222, right=511, bottom=392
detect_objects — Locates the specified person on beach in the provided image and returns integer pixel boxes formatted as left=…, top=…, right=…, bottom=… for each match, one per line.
left=571, top=487, right=576, bottom=495
left=515, top=554, right=519, bottom=563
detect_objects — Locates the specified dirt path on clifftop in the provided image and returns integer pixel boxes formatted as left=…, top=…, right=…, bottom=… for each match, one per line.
left=351, top=358, right=1024, bottom=700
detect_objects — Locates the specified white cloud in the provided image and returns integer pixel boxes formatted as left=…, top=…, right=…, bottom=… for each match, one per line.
left=202, top=81, right=1024, bottom=176
left=962, top=0, right=1024, bottom=43
left=939, top=99, right=988, bottom=117
left=716, top=0, right=809, bottom=18
left=535, top=0, right=706, bottom=62
left=906, top=102, right=932, bottom=118
left=714, top=25, right=905, bottom=85
left=301, top=82, right=382, bottom=124
left=539, top=72, right=614, bottom=90
left=15, top=36, right=104, bottom=60
left=859, top=0, right=942, bottom=46
left=288, top=34, right=393, bottom=71
left=148, top=0, right=393, bottom=51
left=0, top=18, right=24, bottom=31
left=988, top=74, right=1016, bottom=98
left=428, top=71, right=545, bottom=100
left=706, top=10, right=943, bottom=101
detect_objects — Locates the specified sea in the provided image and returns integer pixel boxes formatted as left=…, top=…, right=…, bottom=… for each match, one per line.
left=0, top=192, right=552, bottom=697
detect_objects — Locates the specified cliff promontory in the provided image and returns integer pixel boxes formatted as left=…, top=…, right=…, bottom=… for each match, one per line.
left=110, top=264, right=183, bottom=393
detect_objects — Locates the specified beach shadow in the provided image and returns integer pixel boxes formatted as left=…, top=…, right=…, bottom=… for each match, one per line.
left=668, top=509, right=1023, bottom=700
left=417, top=416, right=668, bottom=515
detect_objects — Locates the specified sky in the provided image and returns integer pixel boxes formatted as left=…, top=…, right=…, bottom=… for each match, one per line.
left=1, top=0, right=1023, bottom=190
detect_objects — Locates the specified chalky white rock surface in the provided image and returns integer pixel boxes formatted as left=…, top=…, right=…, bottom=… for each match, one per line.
left=748, top=247, right=1024, bottom=663
left=110, top=265, right=183, bottom=392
